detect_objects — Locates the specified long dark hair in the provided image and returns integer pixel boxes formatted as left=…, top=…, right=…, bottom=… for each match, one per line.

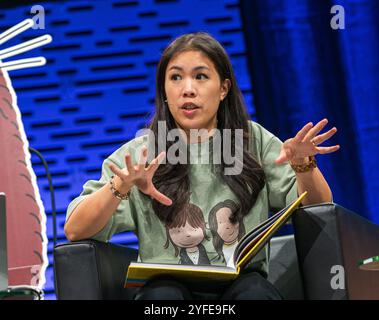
left=147, top=32, right=265, bottom=224
left=208, top=199, right=246, bottom=262
left=164, top=202, right=209, bottom=257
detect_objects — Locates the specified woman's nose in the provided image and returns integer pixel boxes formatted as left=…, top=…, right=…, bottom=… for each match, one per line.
left=183, top=79, right=196, bottom=97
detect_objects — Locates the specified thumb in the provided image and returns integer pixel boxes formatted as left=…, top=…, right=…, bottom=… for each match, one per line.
left=275, top=149, right=288, bottom=165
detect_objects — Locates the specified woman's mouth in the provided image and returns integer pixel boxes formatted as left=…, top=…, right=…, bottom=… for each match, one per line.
left=180, top=103, right=200, bottom=117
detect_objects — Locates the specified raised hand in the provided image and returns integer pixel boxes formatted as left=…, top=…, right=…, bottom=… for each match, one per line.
left=275, top=118, right=340, bottom=165
left=108, top=146, right=172, bottom=206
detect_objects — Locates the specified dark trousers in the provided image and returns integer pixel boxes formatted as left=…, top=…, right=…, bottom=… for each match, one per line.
left=134, top=272, right=283, bottom=300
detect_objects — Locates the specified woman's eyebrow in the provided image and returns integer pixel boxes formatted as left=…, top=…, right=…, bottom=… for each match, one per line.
left=168, top=65, right=210, bottom=71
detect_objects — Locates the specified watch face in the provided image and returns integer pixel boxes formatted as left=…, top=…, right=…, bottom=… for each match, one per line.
left=358, top=255, right=379, bottom=271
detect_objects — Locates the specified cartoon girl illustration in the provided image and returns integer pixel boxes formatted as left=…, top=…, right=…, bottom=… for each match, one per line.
left=208, top=199, right=246, bottom=266
left=164, top=203, right=211, bottom=265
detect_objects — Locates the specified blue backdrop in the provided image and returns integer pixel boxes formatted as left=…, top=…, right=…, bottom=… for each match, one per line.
left=240, top=0, right=379, bottom=224
left=0, top=0, right=254, bottom=299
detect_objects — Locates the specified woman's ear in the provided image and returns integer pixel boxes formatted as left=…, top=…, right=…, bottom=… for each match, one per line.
left=220, top=79, right=231, bottom=101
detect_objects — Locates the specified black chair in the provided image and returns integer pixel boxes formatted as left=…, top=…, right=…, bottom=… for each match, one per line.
left=53, top=204, right=379, bottom=300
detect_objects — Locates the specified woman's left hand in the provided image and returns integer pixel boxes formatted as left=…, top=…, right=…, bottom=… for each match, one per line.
left=275, top=118, right=340, bottom=165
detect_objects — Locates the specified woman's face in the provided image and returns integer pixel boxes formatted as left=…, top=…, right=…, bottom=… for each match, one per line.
left=164, top=50, right=230, bottom=135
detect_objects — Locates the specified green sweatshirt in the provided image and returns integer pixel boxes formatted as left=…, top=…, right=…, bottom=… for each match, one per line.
left=66, top=121, right=298, bottom=275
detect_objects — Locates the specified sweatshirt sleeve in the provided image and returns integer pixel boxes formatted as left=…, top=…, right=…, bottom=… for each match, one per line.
left=250, top=121, right=298, bottom=211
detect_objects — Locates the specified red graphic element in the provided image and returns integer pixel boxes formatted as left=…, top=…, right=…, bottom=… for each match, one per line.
left=0, top=68, right=47, bottom=287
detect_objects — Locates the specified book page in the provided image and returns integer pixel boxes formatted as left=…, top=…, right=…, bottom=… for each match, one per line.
left=235, top=192, right=307, bottom=269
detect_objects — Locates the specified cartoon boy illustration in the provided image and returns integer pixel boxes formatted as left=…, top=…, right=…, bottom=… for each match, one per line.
left=164, top=203, right=211, bottom=265
left=208, top=199, right=246, bottom=267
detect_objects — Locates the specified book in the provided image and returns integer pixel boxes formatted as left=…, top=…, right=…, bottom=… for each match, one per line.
left=125, top=191, right=307, bottom=290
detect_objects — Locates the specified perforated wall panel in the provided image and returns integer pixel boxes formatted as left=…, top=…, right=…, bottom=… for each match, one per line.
left=1, top=0, right=255, bottom=299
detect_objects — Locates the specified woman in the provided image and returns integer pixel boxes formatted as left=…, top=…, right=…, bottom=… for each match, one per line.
left=64, top=32, right=339, bottom=300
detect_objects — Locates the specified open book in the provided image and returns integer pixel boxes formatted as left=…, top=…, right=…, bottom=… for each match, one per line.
left=125, top=191, right=307, bottom=290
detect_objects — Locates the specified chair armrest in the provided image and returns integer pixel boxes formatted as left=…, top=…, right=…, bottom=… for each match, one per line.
left=293, top=203, right=379, bottom=300
left=268, top=235, right=304, bottom=300
left=53, top=239, right=138, bottom=300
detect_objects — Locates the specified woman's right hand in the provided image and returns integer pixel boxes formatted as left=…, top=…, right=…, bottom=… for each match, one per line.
left=108, top=146, right=172, bottom=206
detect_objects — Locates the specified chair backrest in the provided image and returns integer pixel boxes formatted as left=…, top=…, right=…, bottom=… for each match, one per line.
left=293, top=204, right=348, bottom=300
left=294, top=203, right=379, bottom=300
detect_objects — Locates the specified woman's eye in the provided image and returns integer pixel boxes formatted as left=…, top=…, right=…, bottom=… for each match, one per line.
left=170, top=74, right=181, bottom=81
left=196, top=73, right=208, bottom=80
